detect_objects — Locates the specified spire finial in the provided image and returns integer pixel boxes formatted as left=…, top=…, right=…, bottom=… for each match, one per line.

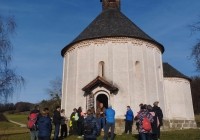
left=100, top=0, right=120, bottom=11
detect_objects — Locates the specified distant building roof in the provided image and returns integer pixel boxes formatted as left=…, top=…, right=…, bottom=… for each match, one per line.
left=61, top=8, right=164, bottom=56
left=163, top=63, right=190, bottom=81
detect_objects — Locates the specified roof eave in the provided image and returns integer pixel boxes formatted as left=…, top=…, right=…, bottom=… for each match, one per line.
left=61, top=36, right=164, bottom=57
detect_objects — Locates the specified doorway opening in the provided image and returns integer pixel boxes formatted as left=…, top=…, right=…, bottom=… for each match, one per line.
left=96, top=94, right=108, bottom=109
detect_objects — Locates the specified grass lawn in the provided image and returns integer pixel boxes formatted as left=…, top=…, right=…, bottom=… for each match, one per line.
left=4, top=112, right=28, bottom=124
left=0, top=129, right=200, bottom=140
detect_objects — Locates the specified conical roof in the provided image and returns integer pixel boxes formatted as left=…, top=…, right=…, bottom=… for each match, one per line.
left=61, top=8, right=164, bottom=56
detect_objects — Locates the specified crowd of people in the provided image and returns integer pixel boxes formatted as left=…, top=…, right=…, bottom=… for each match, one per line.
left=27, top=101, right=163, bottom=140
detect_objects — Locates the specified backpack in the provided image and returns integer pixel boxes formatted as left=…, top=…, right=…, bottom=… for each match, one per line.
left=142, top=116, right=151, bottom=131
left=27, top=113, right=38, bottom=129
left=84, top=118, right=95, bottom=135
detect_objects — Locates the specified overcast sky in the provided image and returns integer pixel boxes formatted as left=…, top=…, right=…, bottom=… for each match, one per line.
left=1, top=0, right=200, bottom=103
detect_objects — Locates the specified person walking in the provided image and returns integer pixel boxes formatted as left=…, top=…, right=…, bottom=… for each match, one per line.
left=83, top=109, right=100, bottom=140
left=53, top=106, right=62, bottom=140
left=60, top=109, right=68, bottom=139
left=37, top=108, right=52, bottom=140
left=136, top=104, right=154, bottom=140
left=28, top=105, right=40, bottom=140
left=152, top=101, right=163, bottom=140
left=103, top=104, right=115, bottom=140
left=124, top=106, right=134, bottom=134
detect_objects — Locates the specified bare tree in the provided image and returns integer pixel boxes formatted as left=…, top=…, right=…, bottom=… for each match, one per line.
left=190, top=76, right=200, bottom=114
left=46, top=77, right=62, bottom=105
left=191, top=19, right=200, bottom=72
left=0, top=15, right=24, bottom=103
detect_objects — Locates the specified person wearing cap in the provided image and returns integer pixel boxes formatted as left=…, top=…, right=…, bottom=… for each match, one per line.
left=124, top=106, right=134, bottom=134
left=103, top=104, right=115, bottom=140
left=153, top=101, right=163, bottom=140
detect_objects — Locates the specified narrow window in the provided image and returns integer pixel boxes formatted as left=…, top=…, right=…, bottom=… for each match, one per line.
left=98, top=61, right=104, bottom=77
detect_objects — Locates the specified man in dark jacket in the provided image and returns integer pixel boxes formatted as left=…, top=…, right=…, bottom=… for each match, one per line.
left=53, top=106, right=61, bottom=140
left=84, top=109, right=100, bottom=140
left=153, top=101, right=163, bottom=140
left=124, top=106, right=134, bottom=134
left=38, top=108, right=52, bottom=140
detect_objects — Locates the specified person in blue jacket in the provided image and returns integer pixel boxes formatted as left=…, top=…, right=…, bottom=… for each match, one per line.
left=124, top=106, right=134, bottom=134
left=37, top=108, right=52, bottom=140
left=103, top=104, right=115, bottom=140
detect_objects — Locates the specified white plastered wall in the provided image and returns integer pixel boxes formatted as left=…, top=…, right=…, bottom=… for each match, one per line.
left=164, top=77, right=195, bottom=120
left=62, top=37, right=165, bottom=118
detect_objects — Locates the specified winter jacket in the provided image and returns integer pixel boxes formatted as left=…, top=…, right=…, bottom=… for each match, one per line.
left=105, top=107, right=115, bottom=123
left=38, top=116, right=52, bottom=137
left=137, top=109, right=154, bottom=133
left=53, top=110, right=62, bottom=124
left=84, top=115, right=100, bottom=139
left=125, top=109, right=134, bottom=121
left=153, top=106, right=163, bottom=126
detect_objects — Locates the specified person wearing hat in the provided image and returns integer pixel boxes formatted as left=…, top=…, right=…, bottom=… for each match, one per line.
left=153, top=101, right=163, bottom=140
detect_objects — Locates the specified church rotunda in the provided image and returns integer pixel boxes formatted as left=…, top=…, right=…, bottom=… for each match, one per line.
left=61, top=0, right=196, bottom=133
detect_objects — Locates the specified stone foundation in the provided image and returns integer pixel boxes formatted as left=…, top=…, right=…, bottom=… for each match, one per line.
left=114, top=119, right=197, bottom=134
left=163, top=119, right=197, bottom=130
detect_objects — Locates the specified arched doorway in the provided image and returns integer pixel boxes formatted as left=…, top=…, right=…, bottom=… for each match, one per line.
left=96, top=94, right=108, bottom=109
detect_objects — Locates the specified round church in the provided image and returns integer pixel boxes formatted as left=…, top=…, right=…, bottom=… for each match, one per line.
left=61, top=0, right=196, bottom=133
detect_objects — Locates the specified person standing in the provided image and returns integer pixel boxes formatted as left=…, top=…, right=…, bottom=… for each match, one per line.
left=83, top=109, right=100, bottom=140
left=53, top=106, right=62, bottom=140
left=152, top=101, right=163, bottom=140
left=37, top=108, right=52, bottom=140
left=103, top=104, right=115, bottom=140
left=147, top=105, right=159, bottom=140
left=77, top=106, right=85, bottom=138
left=96, top=102, right=106, bottom=131
left=60, top=109, right=68, bottom=139
left=137, top=104, right=154, bottom=140
left=28, top=105, right=40, bottom=140
left=124, top=106, right=134, bottom=134
left=69, top=108, right=78, bottom=135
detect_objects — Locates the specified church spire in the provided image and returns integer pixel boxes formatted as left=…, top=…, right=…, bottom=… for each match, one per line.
left=100, top=0, right=120, bottom=11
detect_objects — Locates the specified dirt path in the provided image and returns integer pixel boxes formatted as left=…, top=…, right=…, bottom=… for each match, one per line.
left=8, top=120, right=26, bottom=128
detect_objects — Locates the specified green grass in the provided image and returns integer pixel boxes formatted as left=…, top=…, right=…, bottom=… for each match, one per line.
left=0, top=132, right=29, bottom=140
left=0, top=121, right=29, bottom=135
left=4, top=112, right=28, bottom=124
left=0, top=129, right=200, bottom=140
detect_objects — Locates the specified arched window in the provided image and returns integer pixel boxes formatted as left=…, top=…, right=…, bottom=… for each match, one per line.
left=98, top=61, right=105, bottom=77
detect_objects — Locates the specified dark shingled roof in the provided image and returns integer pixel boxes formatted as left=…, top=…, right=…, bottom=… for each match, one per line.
left=82, top=76, right=118, bottom=96
left=61, top=8, right=164, bottom=56
left=163, top=63, right=190, bottom=81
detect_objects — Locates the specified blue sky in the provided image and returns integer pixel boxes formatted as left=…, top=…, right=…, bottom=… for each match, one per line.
left=1, top=0, right=200, bottom=103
